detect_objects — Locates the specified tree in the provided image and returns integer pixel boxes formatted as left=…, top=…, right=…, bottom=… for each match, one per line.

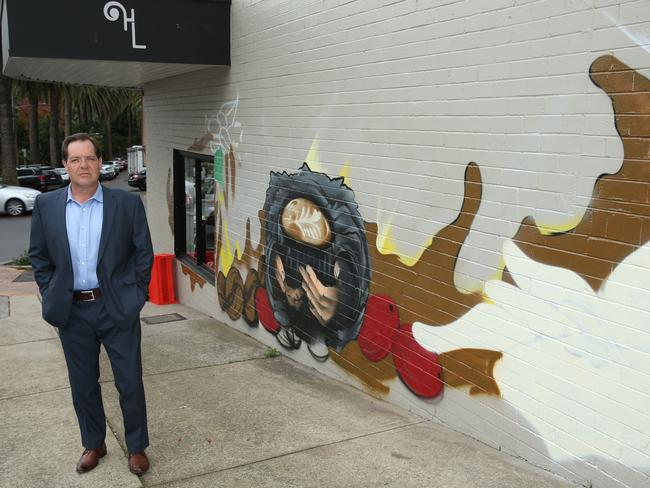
left=9, top=81, right=142, bottom=166
left=64, top=91, right=72, bottom=137
left=0, top=35, right=17, bottom=185
left=13, top=79, right=46, bottom=163
left=116, top=90, right=142, bottom=147
left=71, top=85, right=140, bottom=158
left=28, top=88, right=40, bottom=162
left=48, top=84, right=61, bottom=165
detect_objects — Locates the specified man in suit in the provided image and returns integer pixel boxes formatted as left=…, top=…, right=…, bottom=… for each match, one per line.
left=29, top=133, right=154, bottom=475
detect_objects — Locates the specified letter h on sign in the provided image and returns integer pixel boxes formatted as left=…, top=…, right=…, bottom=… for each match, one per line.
left=103, top=1, right=147, bottom=50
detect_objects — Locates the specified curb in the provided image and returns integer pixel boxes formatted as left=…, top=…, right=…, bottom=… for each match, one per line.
left=0, top=296, right=9, bottom=319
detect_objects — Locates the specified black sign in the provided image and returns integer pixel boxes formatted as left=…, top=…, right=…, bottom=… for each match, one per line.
left=5, top=0, right=230, bottom=65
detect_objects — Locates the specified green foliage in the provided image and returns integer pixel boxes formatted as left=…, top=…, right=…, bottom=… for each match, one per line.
left=265, top=347, right=281, bottom=358
left=11, top=250, right=30, bottom=266
left=12, top=81, right=142, bottom=165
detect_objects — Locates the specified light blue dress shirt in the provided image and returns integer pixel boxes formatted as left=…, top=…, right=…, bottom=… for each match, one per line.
left=66, top=184, right=104, bottom=291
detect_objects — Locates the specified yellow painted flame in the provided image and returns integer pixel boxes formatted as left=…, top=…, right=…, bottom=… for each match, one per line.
left=217, top=191, right=237, bottom=275
left=376, top=223, right=431, bottom=267
left=305, top=138, right=322, bottom=172
left=487, top=255, right=506, bottom=283
left=339, top=162, right=351, bottom=186
left=480, top=255, right=506, bottom=304
left=535, top=215, right=583, bottom=236
left=220, top=221, right=236, bottom=275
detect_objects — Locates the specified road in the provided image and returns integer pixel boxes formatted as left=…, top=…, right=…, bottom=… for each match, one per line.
left=0, top=171, right=143, bottom=264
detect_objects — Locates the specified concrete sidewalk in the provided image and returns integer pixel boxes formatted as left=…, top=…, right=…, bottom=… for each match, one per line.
left=0, top=265, right=577, bottom=488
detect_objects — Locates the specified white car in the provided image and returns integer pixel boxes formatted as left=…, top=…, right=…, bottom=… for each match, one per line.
left=100, top=164, right=117, bottom=180
left=104, top=160, right=122, bottom=174
left=0, top=184, right=41, bottom=216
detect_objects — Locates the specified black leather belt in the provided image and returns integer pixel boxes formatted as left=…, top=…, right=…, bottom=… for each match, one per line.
left=73, top=288, right=102, bottom=301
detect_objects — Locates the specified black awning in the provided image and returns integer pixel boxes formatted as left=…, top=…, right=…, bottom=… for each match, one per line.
left=2, top=0, right=230, bottom=87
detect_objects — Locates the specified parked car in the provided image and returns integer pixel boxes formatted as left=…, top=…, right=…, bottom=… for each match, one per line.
left=128, top=168, right=146, bottom=190
left=17, top=166, right=63, bottom=192
left=53, top=167, right=70, bottom=185
left=100, top=164, right=117, bottom=181
left=184, top=178, right=215, bottom=217
left=0, top=184, right=40, bottom=216
left=104, top=160, right=122, bottom=174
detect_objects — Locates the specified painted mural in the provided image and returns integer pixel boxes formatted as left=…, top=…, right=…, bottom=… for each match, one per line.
left=207, top=153, right=502, bottom=400
left=262, top=165, right=370, bottom=356
left=178, top=46, right=650, bottom=487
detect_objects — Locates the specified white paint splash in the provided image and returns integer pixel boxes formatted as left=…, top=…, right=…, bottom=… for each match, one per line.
left=413, top=240, right=650, bottom=487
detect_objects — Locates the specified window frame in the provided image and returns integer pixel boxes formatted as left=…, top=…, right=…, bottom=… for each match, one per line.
left=173, top=149, right=216, bottom=284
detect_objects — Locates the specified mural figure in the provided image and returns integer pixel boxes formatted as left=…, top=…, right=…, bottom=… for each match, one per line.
left=260, top=164, right=371, bottom=357
left=211, top=159, right=501, bottom=399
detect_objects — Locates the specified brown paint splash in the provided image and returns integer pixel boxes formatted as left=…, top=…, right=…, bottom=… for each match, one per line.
left=228, top=146, right=237, bottom=200
left=214, top=147, right=266, bottom=276
left=221, top=268, right=244, bottom=321
left=217, top=267, right=261, bottom=325
left=330, top=341, right=397, bottom=396
left=215, top=210, right=266, bottom=274
left=366, top=162, right=483, bottom=325
left=243, top=269, right=260, bottom=326
left=501, top=266, right=516, bottom=287
left=439, top=349, right=502, bottom=396
left=188, top=132, right=212, bottom=152
left=333, top=163, right=502, bottom=397
left=240, top=211, right=266, bottom=268
left=513, top=55, right=650, bottom=290
left=181, top=263, right=206, bottom=292
left=213, top=157, right=502, bottom=397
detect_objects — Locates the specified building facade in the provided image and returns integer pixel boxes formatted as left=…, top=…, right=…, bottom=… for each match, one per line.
left=13, top=1, right=650, bottom=487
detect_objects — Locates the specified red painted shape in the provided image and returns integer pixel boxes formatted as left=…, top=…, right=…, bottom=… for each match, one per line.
left=255, top=287, right=281, bottom=334
left=392, top=323, right=443, bottom=398
left=358, top=294, right=400, bottom=362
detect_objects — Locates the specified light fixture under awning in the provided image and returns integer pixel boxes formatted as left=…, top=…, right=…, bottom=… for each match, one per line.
left=2, top=0, right=231, bottom=87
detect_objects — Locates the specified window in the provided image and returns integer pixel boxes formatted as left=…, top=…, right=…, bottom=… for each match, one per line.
left=173, top=150, right=216, bottom=282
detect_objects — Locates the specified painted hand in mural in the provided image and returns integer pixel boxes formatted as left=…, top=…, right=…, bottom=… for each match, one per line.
left=274, top=255, right=305, bottom=310
left=300, top=264, right=339, bottom=326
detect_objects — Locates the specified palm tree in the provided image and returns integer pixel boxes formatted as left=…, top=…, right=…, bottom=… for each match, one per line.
left=71, top=85, right=141, bottom=159
left=0, top=35, right=17, bottom=185
left=28, top=88, right=40, bottom=162
left=48, top=84, right=61, bottom=165
left=13, top=79, right=46, bottom=164
left=117, top=90, right=143, bottom=147
left=8, top=79, right=142, bottom=171
left=64, top=91, right=72, bottom=138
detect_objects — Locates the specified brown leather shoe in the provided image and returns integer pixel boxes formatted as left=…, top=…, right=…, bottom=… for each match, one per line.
left=128, top=452, right=150, bottom=475
left=76, top=442, right=107, bottom=473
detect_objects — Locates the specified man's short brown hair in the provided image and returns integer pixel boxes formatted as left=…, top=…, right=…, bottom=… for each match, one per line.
left=61, top=133, right=102, bottom=161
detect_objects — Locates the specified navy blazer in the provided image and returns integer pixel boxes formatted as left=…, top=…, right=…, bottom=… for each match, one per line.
left=29, top=185, right=154, bottom=329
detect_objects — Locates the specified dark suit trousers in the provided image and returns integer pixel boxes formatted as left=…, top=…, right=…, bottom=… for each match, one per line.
left=58, top=297, right=149, bottom=453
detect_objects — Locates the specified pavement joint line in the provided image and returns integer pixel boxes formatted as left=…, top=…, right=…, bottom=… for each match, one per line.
left=97, top=354, right=270, bottom=384
left=105, top=416, right=146, bottom=487
left=0, top=337, right=59, bottom=348
left=145, top=418, right=430, bottom=488
left=0, top=385, right=71, bottom=403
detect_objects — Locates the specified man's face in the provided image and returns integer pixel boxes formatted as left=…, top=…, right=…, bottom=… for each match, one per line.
left=63, top=140, right=102, bottom=189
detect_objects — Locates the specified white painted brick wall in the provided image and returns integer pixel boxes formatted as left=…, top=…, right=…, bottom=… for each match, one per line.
left=143, top=1, right=650, bottom=487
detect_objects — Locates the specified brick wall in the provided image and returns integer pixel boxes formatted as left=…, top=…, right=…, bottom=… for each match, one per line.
left=143, top=1, right=650, bottom=487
